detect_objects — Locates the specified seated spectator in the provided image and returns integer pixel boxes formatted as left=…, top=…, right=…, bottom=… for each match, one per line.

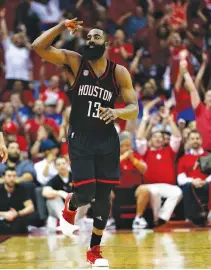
left=109, top=131, right=147, bottom=229
left=134, top=107, right=182, bottom=228
left=178, top=130, right=211, bottom=226
left=2, top=121, right=28, bottom=157
left=0, top=167, right=35, bottom=234
left=25, top=100, right=59, bottom=145
left=31, top=124, right=59, bottom=162
left=34, top=140, right=59, bottom=186
left=10, top=91, right=31, bottom=125
left=0, top=8, right=33, bottom=90
left=42, top=156, right=72, bottom=231
left=0, top=142, right=36, bottom=184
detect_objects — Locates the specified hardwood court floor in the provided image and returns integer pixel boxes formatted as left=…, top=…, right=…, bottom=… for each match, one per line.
left=0, top=229, right=211, bottom=269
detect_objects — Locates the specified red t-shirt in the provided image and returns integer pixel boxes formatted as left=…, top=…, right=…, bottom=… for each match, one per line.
left=194, top=102, right=211, bottom=151
left=40, top=87, right=67, bottom=104
left=108, top=43, right=134, bottom=68
left=143, top=146, right=176, bottom=185
left=168, top=2, right=188, bottom=29
left=174, top=86, right=192, bottom=112
left=170, top=46, right=193, bottom=84
left=25, top=117, right=59, bottom=143
left=120, top=152, right=143, bottom=188
left=178, top=152, right=209, bottom=180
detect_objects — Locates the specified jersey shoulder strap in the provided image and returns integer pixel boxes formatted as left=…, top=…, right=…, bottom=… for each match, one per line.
left=69, top=58, right=85, bottom=91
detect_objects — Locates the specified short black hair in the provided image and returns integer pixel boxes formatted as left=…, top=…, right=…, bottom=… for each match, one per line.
left=3, top=167, right=16, bottom=176
left=188, top=129, right=201, bottom=138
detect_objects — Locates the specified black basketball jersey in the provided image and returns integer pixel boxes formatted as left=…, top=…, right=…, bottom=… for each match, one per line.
left=69, top=58, right=120, bottom=133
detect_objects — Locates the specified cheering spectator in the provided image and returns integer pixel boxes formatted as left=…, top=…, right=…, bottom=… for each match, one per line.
left=107, top=29, right=134, bottom=68
left=0, top=8, right=33, bottom=90
left=34, top=140, right=59, bottom=186
left=181, top=60, right=211, bottom=151
left=134, top=106, right=182, bottom=228
left=178, top=130, right=211, bottom=226
left=0, top=167, right=35, bottom=234
left=25, top=100, right=59, bottom=145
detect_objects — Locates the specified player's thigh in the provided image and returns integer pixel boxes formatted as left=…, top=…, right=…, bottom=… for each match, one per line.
left=71, top=158, right=96, bottom=184
left=95, top=149, right=120, bottom=184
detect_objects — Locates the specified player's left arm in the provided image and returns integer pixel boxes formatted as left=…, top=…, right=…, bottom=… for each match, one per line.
left=0, top=132, right=8, bottom=163
left=99, top=65, right=138, bottom=124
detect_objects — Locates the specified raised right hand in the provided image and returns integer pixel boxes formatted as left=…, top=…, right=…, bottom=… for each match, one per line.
left=64, top=18, right=83, bottom=34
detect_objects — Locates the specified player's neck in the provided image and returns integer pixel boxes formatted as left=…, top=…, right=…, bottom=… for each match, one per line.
left=88, top=57, right=107, bottom=70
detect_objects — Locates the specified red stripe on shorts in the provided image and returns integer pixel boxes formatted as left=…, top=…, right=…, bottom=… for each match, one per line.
left=98, top=179, right=120, bottom=185
left=72, top=179, right=96, bottom=187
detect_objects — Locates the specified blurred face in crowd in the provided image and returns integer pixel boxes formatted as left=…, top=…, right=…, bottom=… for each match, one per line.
left=49, top=75, right=59, bottom=89
left=114, top=29, right=125, bottom=46
left=150, top=131, right=164, bottom=149
left=10, top=93, right=22, bottom=109
left=13, top=81, right=24, bottom=91
left=188, top=132, right=202, bottom=150
left=120, top=138, right=133, bottom=155
left=84, top=29, right=107, bottom=61
left=55, top=157, right=69, bottom=176
left=33, top=100, right=45, bottom=116
left=3, top=102, right=13, bottom=117
left=4, top=170, right=17, bottom=189
left=136, top=6, right=144, bottom=17
left=204, top=90, right=211, bottom=109
left=147, top=15, right=155, bottom=28
left=142, top=82, right=156, bottom=98
left=11, top=33, right=25, bottom=48
left=171, top=33, right=181, bottom=47
left=8, top=142, right=21, bottom=163
left=46, top=147, right=59, bottom=158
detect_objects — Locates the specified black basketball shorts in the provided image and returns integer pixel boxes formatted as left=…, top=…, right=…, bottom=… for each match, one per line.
left=67, top=126, right=120, bottom=187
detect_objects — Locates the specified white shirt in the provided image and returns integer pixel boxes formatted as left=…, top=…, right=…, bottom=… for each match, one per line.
left=35, top=159, right=58, bottom=186
left=2, top=38, right=32, bottom=81
left=31, top=0, right=62, bottom=23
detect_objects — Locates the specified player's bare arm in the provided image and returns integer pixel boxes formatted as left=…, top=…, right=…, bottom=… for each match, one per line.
left=180, top=60, right=201, bottom=109
left=0, top=132, right=8, bottom=163
left=99, top=65, right=138, bottom=124
left=31, top=18, right=83, bottom=76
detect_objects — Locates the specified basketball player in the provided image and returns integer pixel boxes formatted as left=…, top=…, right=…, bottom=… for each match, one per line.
left=32, top=18, right=138, bottom=266
left=0, top=132, right=8, bottom=163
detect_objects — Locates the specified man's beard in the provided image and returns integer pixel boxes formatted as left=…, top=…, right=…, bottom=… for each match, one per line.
left=83, top=43, right=106, bottom=61
left=8, top=155, right=20, bottom=163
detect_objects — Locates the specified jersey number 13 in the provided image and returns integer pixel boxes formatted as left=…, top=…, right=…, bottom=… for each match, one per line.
left=87, top=101, right=101, bottom=118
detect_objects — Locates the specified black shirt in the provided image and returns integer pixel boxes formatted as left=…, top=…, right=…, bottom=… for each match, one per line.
left=47, top=172, right=73, bottom=193
left=0, top=184, right=30, bottom=211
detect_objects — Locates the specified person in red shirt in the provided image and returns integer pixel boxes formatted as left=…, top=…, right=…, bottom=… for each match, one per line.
left=24, top=100, right=59, bottom=144
left=134, top=107, right=182, bottom=228
left=107, top=29, right=134, bottom=68
left=2, top=121, right=28, bottom=158
left=180, top=60, right=211, bottom=151
left=108, top=131, right=147, bottom=230
left=177, top=130, right=210, bottom=226
left=169, top=32, right=194, bottom=85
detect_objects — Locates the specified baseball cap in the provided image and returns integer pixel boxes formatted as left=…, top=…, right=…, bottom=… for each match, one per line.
left=3, top=121, right=18, bottom=134
left=40, top=139, right=58, bottom=152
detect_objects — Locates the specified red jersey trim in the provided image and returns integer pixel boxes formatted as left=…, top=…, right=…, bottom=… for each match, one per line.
left=98, top=179, right=120, bottom=185
left=69, top=60, right=84, bottom=91
left=112, top=63, right=120, bottom=95
left=72, top=179, right=96, bottom=187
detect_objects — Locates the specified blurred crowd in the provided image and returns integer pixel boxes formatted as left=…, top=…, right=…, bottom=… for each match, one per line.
left=0, top=0, right=211, bottom=234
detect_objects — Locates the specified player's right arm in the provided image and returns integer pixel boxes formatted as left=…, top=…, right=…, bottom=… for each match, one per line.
left=31, top=18, right=83, bottom=68
left=180, top=60, right=201, bottom=109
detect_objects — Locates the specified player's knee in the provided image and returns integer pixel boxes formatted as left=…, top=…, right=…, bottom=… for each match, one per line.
left=72, top=184, right=96, bottom=207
